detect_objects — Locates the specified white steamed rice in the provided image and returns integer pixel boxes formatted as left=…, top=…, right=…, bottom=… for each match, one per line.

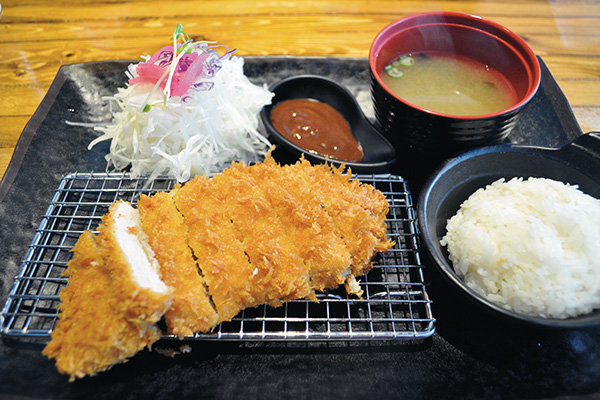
left=440, top=177, right=600, bottom=319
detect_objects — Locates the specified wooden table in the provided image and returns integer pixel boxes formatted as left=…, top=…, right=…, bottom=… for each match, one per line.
left=0, top=0, right=599, bottom=182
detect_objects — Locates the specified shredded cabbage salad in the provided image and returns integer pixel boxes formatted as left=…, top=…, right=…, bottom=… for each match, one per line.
left=88, top=24, right=273, bottom=183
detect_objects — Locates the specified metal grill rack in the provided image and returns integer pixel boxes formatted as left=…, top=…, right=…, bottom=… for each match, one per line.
left=0, top=172, right=435, bottom=341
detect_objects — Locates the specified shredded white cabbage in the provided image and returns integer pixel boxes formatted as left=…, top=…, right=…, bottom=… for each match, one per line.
left=89, top=56, right=273, bottom=183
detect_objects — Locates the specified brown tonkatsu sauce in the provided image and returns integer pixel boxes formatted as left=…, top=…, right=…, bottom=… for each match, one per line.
left=270, top=99, right=363, bottom=162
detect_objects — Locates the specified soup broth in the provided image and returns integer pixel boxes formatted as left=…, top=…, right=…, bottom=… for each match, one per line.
left=381, top=52, right=518, bottom=116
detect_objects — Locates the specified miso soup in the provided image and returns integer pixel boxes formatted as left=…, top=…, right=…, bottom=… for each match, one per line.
left=381, top=52, right=518, bottom=116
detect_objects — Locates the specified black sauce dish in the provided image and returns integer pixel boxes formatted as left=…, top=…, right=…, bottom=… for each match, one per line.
left=260, top=75, right=397, bottom=173
left=417, top=132, right=600, bottom=329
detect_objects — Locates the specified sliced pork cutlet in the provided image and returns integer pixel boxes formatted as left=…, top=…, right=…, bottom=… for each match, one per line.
left=212, top=160, right=315, bottom=304
left=315, top=162, right=393, bottom=276
left=43, top=201, right=172, bottom=380
left=171, top=175, right=261, bottom=324
left=241, top=155, right=353, bottom=294
left=285, top=159, right=393, bottom=294
left=138, top=191, right=219, bottom=337
left=94, top=201, right=173, bottom=323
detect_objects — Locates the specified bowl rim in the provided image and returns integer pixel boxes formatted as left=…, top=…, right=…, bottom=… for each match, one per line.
left=369, top=11, right=542, bottom=120
left=260, top=74, right=397, bottom=171
left=416, top=141, right=600, bottom=329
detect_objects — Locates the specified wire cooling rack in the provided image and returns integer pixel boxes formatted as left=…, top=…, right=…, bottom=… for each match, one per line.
left=0, top=172, right=435, bottom=341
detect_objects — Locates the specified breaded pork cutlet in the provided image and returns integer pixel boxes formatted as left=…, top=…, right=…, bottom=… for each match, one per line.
left=94, top=201, right=173, bottom=322
left=171, top=175, right=260, bottom=324
left=211, top=161, right=315, bottom=304
left=318, top=162, right=392, bottom=276
left=45, top=154, right=393, bottom=380
left=236, top=155, right=353, bottom=294
left=138, top=192, right=219, bottom=338
left=285, top=158, right=393, bottom=293
left=43, top=202, right=173, bottom=381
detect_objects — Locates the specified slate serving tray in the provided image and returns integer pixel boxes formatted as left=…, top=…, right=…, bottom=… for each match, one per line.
left=0, top=57, right=598, bottom=400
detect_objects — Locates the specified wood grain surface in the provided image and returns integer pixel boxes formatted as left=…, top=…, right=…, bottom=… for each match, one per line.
left=0, top=0, right=598, bottom=180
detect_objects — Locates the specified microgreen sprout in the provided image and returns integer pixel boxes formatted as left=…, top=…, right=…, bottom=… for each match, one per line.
left=172, top=23, right=190, bottom=45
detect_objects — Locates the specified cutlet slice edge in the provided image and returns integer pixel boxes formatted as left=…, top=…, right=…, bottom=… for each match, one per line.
left=95, top=201, right=173, bottom=323
left=138, top=191, right=220, bottom=337
left=211, top=160, right=316, bottom=305
left=43, top=229, right=164, bottom=381
left=171, top=177, right=257, bottom=324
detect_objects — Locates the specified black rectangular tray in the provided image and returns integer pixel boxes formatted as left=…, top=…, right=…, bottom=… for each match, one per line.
left=0, top=57, right=597, bottom=400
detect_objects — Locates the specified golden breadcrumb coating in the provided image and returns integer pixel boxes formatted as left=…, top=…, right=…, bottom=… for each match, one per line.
left=43, top=201, right=174, bottom=380
left=42, top=231, right=163, bottom=381
left=138, top=192, right=219, bottom=338
left=171, top=175, right=260, bottom=323
left=211, top=161, right=315, bottom=304
left=233, top=155, right=353, bottom=293
left=285, top=158, right=393, bottom=280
